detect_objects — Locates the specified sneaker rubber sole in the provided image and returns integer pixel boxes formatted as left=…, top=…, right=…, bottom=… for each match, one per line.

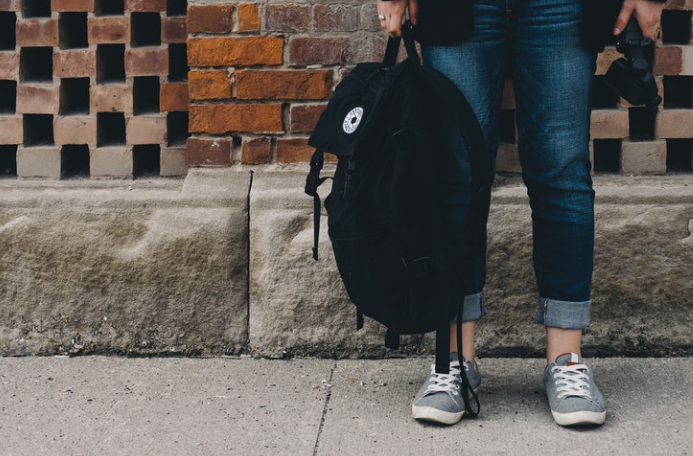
left=412, top=405, right=466, bottom=425
left=551, top=409, right=606, bottom=426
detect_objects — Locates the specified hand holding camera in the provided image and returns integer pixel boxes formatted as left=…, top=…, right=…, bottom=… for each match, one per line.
left=605, top=17, right=662, bottom=109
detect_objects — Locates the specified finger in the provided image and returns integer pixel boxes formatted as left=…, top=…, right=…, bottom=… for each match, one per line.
left=409, top=0, right=419, bottom=25
left=613, top=4, right=634, bottom=35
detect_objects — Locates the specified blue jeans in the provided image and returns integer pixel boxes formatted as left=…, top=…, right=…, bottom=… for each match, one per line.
left=423, top=0, right=597, bottom=329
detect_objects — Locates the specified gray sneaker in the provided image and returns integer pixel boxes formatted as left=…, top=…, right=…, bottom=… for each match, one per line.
left=543, top=353, right=607, bottom=426
left=411, top=356, right=481, bottom=425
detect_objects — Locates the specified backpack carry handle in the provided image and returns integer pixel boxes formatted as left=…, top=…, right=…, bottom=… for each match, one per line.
left=383, top=22, right=420, bottom=67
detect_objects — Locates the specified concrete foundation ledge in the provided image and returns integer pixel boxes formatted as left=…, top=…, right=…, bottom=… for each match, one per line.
left=0, top=169, right=250, bottom=356
left=1, top=169, right=692, bottom=357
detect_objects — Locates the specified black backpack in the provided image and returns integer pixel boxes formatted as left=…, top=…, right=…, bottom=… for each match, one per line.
left=305, top=26, right=493, bottom=416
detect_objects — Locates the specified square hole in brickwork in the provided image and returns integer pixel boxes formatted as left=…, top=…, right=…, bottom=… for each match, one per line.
left=168, top=43, right=188, bottom=82
left=661, top=10, right=691, bottom=45
left=0, top=80, right=17, bottom=113
left=96, top=44, right=125, bottom=83
left=131, top=13, right=161, bottom=47
left=20, top=47, right=53, bottom=83
left=133, top=77, right=160, bottom=114
left=593, top=139, right=621, bottom=174
left=628, top=107, right=656, bottom=142
left=22, top=0, right=51, bottom=18
left=498, top=109, right=516, bottom=144
left=663, top=76, right=693, bottom=109
left=0, top=12, right=16, bottom=50
left=23, top=114, right=54, bottom=146
left=0, top=145, right=17, bottom=177
left=666, top=139, right=693, bottom=173
left=167, top=0, right=187, bottom=16
left=592, top=75, right=619, bottom=109
left=60, top=78, right=89, bottom=115
left=59, top=13, right=88, bottom=49
left=61, top=145, right=90, bottom=178
left=167, top=112, right=188, bottom=146
left=133, top=144, right=160, bottom=177
left=94, top=0, right=124, bottom=16
left=97, top=112, right=125, bottom=146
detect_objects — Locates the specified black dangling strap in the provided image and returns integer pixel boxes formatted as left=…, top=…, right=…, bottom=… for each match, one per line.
left=456, top=312, right=481, bottom=418
left=305, top=149, right=327, bottom=261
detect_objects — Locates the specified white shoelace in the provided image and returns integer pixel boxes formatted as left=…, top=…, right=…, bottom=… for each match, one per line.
left=423, top=361, right=463, bottom=397
left=551, top=363, right=592, bottom=399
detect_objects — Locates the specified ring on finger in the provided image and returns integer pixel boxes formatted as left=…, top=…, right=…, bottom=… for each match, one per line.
left=378, top=14, right=386, bottom=21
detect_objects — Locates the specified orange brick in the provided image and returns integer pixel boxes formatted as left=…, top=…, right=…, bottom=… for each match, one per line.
left=236, top=70, right=333, bottom=100
left=53, top=50, right=96, bottom=78
left=0, top=53, right=19, bottom=80
left=17, top=85, right=60, bottom=115
left=188, top=70, right=231, bottom=100
left=186, top=137, right=232, bottom=167
left=125, top=0, right=165, bottom=12
left=51, top=0, right=94, bottom=11
left=241, top=137, right=271, bottom=164
left=237, top=4, right=260, bottom=32
left=161, top=16, right=186, bottom=43
left=187, top=5, right=233, bottom=33
left=125, top=47, right=168, bottom=76
left=276, top=138, right=312, bottom=163
left=16, top=19, right=59, bottom=47
left=88, top=17, right=130, bottom=44
left=189, top=103, right=283, bottom=134
left=160, top=82, right=189, bottom=112
left=187, top=37, right=283, bottom=67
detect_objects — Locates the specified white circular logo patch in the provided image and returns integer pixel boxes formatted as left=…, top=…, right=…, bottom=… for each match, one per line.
left=342, top=107, right=364, bottom=134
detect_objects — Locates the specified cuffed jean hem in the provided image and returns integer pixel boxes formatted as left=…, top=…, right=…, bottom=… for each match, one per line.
left=535, top=297, right=591, bottom=329
left=451, top=292, right=486, bottom=323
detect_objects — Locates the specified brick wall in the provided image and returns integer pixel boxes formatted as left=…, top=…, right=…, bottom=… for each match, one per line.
left=186, top=0, right=693, bottom=177
left=1, top=1, right=692, bottom=178
left=0, top=0, right=189, bottom=179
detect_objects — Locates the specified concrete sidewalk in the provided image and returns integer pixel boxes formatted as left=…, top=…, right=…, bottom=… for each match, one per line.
left=1, top=357, right=691, bottom=455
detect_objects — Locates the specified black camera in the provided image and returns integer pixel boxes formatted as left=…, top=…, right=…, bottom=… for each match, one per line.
left=604, top=17, right=662, bottom=109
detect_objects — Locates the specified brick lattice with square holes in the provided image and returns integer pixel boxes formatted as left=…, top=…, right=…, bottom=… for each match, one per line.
left=0, top=0, right=189, bottom=179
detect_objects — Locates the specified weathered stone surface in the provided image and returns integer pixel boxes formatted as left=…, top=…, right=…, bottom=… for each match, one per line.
left=1, top=170, right=692, bottom=358
left=249, top=172, right=693, bottom=358
left=0, top=169, right=250, bottom=356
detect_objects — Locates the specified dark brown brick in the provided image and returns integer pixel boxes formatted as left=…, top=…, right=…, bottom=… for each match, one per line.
left=265, top=4, right=309, bottom=32
left=186, top=137, right=232, bottom=167
left=187, top=5, right=232, bottom=34
left=313, top=5, right=359, bottom=32
left=241, top=137, right=272, bottom=164
left=290, top=104, right=327, bottom=133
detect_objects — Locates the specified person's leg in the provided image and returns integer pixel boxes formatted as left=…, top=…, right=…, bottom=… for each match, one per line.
left=422, top=0, right=507, bottom=362
left=411, top=0, right=506, bottom=425
left=511, top=0, right=605, bottom=426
